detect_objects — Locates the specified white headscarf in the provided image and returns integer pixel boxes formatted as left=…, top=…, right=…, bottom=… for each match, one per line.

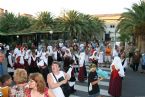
left=79, top=51, right=86, bottom=67
left=64, top=48, right=72, bottom=57
left=110, top=56, right=125, bottom=77
left=24, top=49, right=31, bottom=59
left=47, top=46, right=53, bottom=56
left=89, top=51, right=98, bottom=60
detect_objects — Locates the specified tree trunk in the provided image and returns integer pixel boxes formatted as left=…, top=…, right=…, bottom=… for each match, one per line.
left=135, top=35, right=139, bottom=50
left=138, top=35, right=141, bottom=51
left=137, top=35, right=145, bottom=53
left=141, top=35, right=145, bottom=53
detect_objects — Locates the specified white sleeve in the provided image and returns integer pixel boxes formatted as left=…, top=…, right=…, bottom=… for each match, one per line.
left=112, top=50, right=115, bottom=57
left=28, top=57, right=31, bottom=65
left=79, top=53, right=85, bottom=67
left=67, top=66, right=72, bottom=78
left=8, top=55, right=13, bottom=67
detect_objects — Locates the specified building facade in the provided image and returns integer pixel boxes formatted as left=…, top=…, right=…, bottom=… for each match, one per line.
left=96, top=13, right=121, bottom=44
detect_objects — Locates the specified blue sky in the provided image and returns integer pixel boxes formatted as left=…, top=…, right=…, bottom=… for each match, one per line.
left=0, top=0, right=140, bottom=16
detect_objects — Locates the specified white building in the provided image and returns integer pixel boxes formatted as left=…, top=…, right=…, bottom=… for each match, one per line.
left=96, top=13, right=121, bottom=45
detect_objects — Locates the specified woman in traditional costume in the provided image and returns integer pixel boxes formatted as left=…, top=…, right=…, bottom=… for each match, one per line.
left=78, top=45, right=86, bottom=82
left=6, top=49, right=14, bottom=77
left=108, top=56, right=125, bottom=97
left=47, top=45, right=53, bottom=66
left=28, top=51, right=39, bottom=74
left=13, top=52, right=25, bottom=69
left=89, top=51, right=98, bottom=66
left=63, top=48, right=72, bottom=72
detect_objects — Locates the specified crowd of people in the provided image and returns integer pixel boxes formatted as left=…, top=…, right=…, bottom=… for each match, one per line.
left=0, top=40, right=145, bottom=97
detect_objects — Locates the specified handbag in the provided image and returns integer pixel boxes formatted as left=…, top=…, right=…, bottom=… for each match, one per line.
left=89, top=83, right=92, bottom=91
left=52, top=73, right=71, bottom=97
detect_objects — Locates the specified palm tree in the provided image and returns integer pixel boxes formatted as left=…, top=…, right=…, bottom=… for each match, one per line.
left=117, top=0, right=145, bottom=52
left=57, top=10, right=83, bottom=40
left=0, top=10, right=105, bottom=44
left=57, top=10, right=105, bottom=42
left=33, top=11, right=54, bottom=31
left=78, top=14, right=105, bottom=41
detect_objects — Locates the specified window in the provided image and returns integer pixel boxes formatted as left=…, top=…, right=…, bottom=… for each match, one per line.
left=110, top=25, right=115, bottom=28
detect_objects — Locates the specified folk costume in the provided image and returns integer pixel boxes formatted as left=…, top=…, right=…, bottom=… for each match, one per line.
left=67, top=59, right=76, bottom=94
left=108, top=56, right=125, bottom=97
left=89, top=51, right=98, bottom=65
left=6, top=50, right=14, bottom=77
left=37, top=53, right=49, bottom=82
left=78, top=46, right=87, bottom=82
left=13, top=51, right=25, bottom=69
left=63, top=48, right=72, bottom=72
left=28, top=52, right=39, bottom=74
left=24, top=49, right=31, bottom=73
left=47, top=46, right=53, bottom=66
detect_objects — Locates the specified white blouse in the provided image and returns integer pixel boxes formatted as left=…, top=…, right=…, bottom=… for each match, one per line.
left=50, top=71, right=65, bottom=97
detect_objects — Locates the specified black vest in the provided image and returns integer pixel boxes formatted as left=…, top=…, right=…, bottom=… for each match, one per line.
left=7, top=53, right=13, bottom=68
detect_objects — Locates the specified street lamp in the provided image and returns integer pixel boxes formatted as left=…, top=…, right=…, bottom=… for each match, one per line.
left=49, top=30, right=53, bottom=41
left=16, top=35, right=19, bottom=43
left=16, top=35, right=19, bottom=38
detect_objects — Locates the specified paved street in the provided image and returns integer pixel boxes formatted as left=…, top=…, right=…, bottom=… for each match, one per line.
left=70, top=66, right=145, bottom=97
left=122, top=68, right=145, bottom=97
left=70, top=67, right=111, bottom=97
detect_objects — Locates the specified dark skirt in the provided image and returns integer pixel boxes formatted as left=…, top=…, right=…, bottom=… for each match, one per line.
left=14, top=63, right=25, bottom=69
left=24, top=60, right=29, bottom=72
left=39, top=66, right=49, bottom=82
left=69, top=68, right=76, bottom=82
left=28, top=61, right=39, bottom=74
left=28, top=65, right=39, bottom=74
left=48, top=56, right=53, bottom=66
left=78, top=66, right=84, bottom=82
left=108, top=70, right=122, bottom=97
left=63, top=57, right=71, bottom=72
